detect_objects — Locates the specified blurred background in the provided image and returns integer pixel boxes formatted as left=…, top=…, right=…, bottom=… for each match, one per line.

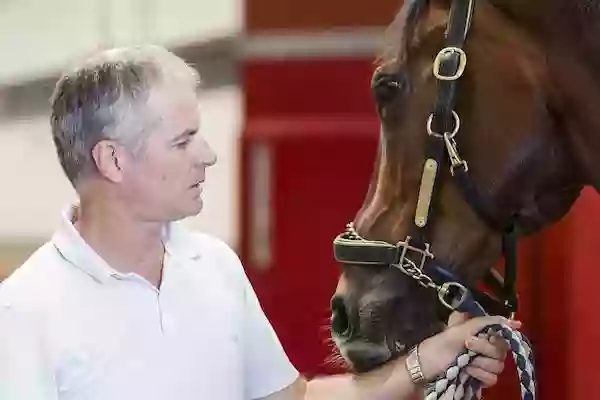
left=1, top=0, right=599, bottom=399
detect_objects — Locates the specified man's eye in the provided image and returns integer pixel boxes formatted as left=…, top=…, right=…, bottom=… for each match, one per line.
left=176, top=140, right=190, bottom=148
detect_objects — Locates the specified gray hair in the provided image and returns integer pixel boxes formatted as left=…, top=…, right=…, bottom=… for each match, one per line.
left=50, top=45, right=200, bottom=187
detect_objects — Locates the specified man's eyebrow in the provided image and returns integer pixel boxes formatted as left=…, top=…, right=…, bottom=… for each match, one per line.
left=172, top=129, right=198, bottom=142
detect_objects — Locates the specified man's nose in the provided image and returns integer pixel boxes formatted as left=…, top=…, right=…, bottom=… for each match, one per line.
left=197, top=140, right=217, bottom=167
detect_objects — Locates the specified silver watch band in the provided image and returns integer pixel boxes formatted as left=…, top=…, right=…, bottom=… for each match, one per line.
left=405, top=345, right=427, bottom=386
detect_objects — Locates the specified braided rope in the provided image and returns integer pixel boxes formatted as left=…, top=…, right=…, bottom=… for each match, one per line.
left=424, top=324, right=536, bottom=400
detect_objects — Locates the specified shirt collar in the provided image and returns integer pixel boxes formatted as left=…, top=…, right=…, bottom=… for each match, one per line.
left=51, top=204, right=202, bottom=284
left=162, top=220, right=204, bottom=262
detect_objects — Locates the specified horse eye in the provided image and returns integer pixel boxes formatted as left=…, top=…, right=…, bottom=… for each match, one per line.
left=372, top=73, right=407, bottom=105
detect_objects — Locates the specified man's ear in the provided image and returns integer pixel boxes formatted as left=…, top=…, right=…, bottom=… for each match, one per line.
left=91, top=140, right=127, bottom=183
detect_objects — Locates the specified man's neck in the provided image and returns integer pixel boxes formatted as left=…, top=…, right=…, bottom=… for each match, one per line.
left=73, top=200, right=167, bottom=288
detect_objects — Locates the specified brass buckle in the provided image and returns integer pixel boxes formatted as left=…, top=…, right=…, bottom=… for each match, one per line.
left=432, top=47, right=467, bottom=81
left=438, top=282, right=469, bottom=311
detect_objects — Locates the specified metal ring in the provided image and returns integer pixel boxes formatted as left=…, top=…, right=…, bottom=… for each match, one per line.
left=438, top=281, right=469, bottom=311
left=426, top=110, right=460, bottom=139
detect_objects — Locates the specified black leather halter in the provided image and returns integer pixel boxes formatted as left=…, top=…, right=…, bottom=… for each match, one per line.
left=333, top=0, right=519, bottom=319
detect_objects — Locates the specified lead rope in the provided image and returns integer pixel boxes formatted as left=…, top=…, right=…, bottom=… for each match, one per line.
left=424, top=324, right=536, bottom=400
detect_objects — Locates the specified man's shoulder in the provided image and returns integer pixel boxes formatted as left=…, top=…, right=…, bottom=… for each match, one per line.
left=187, top=229, right=235, bottom=253
left=0, top=242, right=66, bottom=310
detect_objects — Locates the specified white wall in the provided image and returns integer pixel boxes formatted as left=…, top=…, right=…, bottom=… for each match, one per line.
left=0, top=85, right=242, bottom=247
left=182, top=85, right=241, bottom=247
left=0, top=0, right=242, bottom=85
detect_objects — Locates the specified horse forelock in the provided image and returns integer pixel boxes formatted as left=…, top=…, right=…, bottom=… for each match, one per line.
left=377, top=0, right=431, bottom=69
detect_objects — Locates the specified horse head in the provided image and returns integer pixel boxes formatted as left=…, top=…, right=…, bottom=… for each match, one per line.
left=328, top=0, right=599, bottom=373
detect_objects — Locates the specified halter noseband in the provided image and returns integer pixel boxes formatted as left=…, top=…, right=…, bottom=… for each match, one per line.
left=333, top=0, right=519, bottom=320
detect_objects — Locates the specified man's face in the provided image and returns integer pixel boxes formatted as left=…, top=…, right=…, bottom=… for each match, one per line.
left=118, top=83, right=217, bottom=222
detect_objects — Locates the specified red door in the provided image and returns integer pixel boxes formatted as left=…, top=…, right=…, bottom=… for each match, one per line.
left=239, top=57, right=381, bottom=376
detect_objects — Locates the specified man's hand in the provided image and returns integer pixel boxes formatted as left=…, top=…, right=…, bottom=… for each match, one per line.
left=448, top=312, right=510, bottom=387
left=418, top=312, right=520, bottom=387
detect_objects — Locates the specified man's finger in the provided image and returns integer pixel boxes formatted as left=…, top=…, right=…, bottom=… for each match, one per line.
left=469, top=356, right=505, bottom=374
left=461, top=315, right=522, bottom=337
left=466, top=337, right=506, bottom=360
left=465, top=366, right=499, bottom=388
left=489, top=334, right=509, bottom=353
left=447, top=311, right=470, bottom=327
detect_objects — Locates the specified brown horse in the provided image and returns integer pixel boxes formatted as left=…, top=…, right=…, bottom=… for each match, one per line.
left=329, top=0, right=600, bottom=373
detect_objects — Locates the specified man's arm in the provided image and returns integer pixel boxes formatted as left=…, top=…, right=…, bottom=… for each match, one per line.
left=0, top=302, right=58, bottom=400
left=258, top=314, right=518, bottom=400
left=261, top=359, right=419, bottom=400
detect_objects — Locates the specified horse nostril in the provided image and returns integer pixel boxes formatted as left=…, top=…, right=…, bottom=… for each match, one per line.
left=331, top=296, right=354, bottom=338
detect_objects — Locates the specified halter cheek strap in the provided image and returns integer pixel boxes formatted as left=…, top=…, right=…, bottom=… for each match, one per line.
left=410, top=0, right=518, bottom=318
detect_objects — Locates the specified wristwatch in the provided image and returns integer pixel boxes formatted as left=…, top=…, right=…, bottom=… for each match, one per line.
left=405, top=345, right=427, bottom=386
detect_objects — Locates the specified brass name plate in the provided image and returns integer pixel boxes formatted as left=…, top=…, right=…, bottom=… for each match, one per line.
left=414, top=159, right=438, bottom=228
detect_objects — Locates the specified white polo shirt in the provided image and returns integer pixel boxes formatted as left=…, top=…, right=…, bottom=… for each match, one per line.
left=0, top=206, right=299, bottom=400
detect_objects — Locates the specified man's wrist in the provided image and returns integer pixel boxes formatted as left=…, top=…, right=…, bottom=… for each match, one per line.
left=405, top=345, right=427, bottom=387
left=304, top=350, right=429, bottom=400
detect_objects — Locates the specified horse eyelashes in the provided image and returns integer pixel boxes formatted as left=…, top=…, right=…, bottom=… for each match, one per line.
left=372, top=72, right=411, bottom=107
left=374, top=78, right=400, bottom=103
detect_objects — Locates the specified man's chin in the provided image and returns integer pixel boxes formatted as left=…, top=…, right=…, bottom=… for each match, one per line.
left=168, top=202, right=203, bottom=222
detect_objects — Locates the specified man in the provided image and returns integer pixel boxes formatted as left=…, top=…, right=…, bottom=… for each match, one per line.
left=0, top=45, right=517, bottom=399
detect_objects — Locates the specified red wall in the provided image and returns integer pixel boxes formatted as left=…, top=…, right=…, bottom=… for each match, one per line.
left=240, top=58, right=381, bottom=376
left=540, top=188, right=600, bottom=400
left=240, top=128, right=379, bottom=376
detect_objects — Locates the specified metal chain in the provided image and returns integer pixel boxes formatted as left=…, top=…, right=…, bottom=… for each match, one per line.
left=343, top=222, right=439, bottom=290
left=344, top=223, right=437, bottom=291
left=395, top=257, right=439, bottom=290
